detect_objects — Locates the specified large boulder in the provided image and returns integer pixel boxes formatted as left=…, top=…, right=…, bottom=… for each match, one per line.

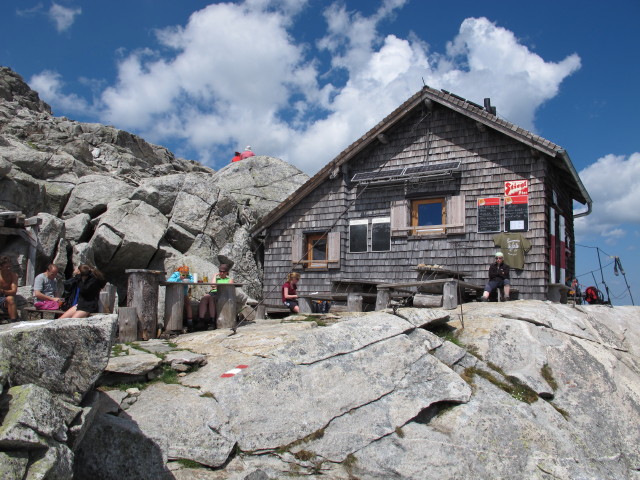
left=0, top=315, right=117, bottom=404
left=92, top=199, right=168, bottom=276
left=35, top=212, right=65, bottom=262
left=73, top=413, right=173, bottom=480
left=215, top=155, right=309, bottom=222
left=62, top=174, right=136, bottom=219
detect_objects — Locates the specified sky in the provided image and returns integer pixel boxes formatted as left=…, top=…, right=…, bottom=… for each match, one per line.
left=1, top=0, right=639, bottom=305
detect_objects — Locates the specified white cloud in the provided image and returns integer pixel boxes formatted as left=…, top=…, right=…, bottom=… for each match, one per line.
left=33, top=2, right=582, bottom=174
left=49, top=3, right=81, bottom=32
left=575, top=153, right=640, bottom=240
left=29, top=70, right=89, bottom=113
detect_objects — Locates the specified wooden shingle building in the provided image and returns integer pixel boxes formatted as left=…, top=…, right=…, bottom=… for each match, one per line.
left=251, top=86, right=592, bottom=306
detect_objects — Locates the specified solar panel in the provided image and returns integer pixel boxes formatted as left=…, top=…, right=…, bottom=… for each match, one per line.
left=351, top=168, right=404, bottom=182
left=404, top=161, right=460, bottom=175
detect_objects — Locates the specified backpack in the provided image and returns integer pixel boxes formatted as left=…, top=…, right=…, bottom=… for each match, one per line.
left=61, top=277, right=80, bottom=310
left=584, top=286, right=604, bottom=305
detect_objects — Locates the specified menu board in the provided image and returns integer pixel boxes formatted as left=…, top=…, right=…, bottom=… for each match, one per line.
left=504, top=195, right=529, bottom=232
left=477, top=198, right=501, bottom=233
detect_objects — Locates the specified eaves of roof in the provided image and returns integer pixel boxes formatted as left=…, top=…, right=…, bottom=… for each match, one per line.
left=251, top=86, right=592, bottom=235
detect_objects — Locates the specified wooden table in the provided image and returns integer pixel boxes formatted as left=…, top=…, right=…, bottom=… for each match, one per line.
left=413, top=266, right=471, bottom=281
left=162, top=282, right=244, bottom=331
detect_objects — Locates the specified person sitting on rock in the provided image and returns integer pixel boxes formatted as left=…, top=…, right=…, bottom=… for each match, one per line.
left=58, top=265, right=107, bottom=318
left=0, top=255, right=19, bottom=322
left=480, top=252, right=511, bottom=302
left=198, top=263, right=233, bottom=330
left=282, top=272, right=301, bottom=313
left=167, top=265, right=194, bottom=330
left=240, top=146, right=255, bottom=160
left=33, top=263, right=62, bottom=308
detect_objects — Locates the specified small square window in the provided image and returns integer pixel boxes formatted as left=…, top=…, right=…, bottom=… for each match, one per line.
left=411, top=198, right=445, bottom=234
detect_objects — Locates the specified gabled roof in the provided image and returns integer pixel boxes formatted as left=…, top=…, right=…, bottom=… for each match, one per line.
left=252, top=85, right=592, bottom=234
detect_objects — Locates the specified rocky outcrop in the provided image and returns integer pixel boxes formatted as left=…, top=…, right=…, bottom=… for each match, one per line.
left=0, top=66, right=309, bottom=303
left=0, top=315, right=117, bottom=479
left=71, top=302, right=640, bottom=479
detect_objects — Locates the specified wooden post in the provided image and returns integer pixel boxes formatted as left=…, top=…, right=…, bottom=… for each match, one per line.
left=117, top=307, right=138, bottom=343
left=99, top=283, right=117, bottom=313
left=99, top=291, right=111, bottom=313
left=216, top=283, right=237, bottom=329
left=256, top=304, right=267, bottom=320
left=164, top=283, right=185, bottom=332
left=347, top=293, right=363, bottom=312
left=443, top=280, right=458, bottom=310
left=125, top=269, right=163, bottom=340
left=298, top=297, right=312, bottom=314
left=375, top=288, right=390, bottom=311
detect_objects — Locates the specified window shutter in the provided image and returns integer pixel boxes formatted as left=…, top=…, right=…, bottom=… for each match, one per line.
left=291, top=233, right=303, bottom=269
left=446, top=194, right=466, bottom=234
left=328, top=231, right=341, bottom=268
left=390, top=199, right=408, bottom=236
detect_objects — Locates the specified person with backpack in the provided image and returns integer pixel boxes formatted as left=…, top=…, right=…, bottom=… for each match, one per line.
left=58, top=265, right=107, bottom=318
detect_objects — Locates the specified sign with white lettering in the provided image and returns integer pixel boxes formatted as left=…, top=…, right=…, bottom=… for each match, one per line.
left=504, top=195, right=528, bottom=232
left=477, top=197, right=501, bottom=233
left=504, top=180, right=528, bottom=197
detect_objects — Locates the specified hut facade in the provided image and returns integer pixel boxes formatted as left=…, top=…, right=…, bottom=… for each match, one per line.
left=251, top=86, right=592, bottom=305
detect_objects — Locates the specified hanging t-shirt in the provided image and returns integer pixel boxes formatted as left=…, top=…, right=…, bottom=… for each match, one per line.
left=493, top=233, right=532, bottom=269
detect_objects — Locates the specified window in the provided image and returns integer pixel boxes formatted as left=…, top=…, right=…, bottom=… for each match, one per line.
left=349, top=220, right=368, bottom=253
left=411, top=198, right=445, bottom=234
left=371, top=217, right=391, bottom=251
left=349, top=217, right=390, bottom=253
left=390, top=194, right=465, bottom=236
left=291, top=231, right=341, bottom=269
left=306, top=233, right=327, bottom=268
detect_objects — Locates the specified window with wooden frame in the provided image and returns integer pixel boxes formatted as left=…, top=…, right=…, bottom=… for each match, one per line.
left=390, top=194, right=465, bottom=236
left=411, top=198, right=446, bottom=234
left=291, top=231, right=341, bottom=269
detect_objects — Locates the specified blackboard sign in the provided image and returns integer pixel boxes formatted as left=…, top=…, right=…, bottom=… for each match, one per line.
left=477, top=198, right=501, bottom=233
left=504, top=195, right=528, bottom=232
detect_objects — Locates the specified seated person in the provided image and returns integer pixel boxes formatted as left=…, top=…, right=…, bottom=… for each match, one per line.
left=167, top=265, right=194, bottom=330
left=199, top=263, right=233, bottom=329
left=480, top=252, right=511, bottom=302
left=58, top=265, right=107, bottom=319
left=33, top=263, right=62, bottom=308
left=282, top=272, right=301, bottom=313
left=0, top=255, right=18, bottom=321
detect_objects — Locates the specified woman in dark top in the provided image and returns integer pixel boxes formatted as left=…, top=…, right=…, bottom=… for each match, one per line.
left=59, top=265, right=107, bottom=318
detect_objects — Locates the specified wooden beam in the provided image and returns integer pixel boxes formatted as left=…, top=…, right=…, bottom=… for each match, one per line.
left=24, top=217, right=43, bottom=226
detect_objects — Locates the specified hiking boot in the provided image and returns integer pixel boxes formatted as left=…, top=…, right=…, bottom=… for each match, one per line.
left=479, top=296, right=489, bottom=302
left=503, top=296, right=511, bottom=302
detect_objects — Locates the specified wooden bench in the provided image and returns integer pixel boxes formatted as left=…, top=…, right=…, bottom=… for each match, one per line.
left=23, top=306, right=65, bottom=320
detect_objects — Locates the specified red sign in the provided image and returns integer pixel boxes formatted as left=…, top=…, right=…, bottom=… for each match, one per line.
left=478, top=197, right=500, bottom=206
left=505, top=195, right=528, bottom=205
left=505, top=180, right=528, bottom=196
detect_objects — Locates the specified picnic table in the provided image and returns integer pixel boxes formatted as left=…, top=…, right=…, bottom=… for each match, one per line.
left=162, top=281, right=244, bottom=331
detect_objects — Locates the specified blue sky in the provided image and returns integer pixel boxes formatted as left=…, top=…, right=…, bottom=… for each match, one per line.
left=1, top=0, right=639, bottom=305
